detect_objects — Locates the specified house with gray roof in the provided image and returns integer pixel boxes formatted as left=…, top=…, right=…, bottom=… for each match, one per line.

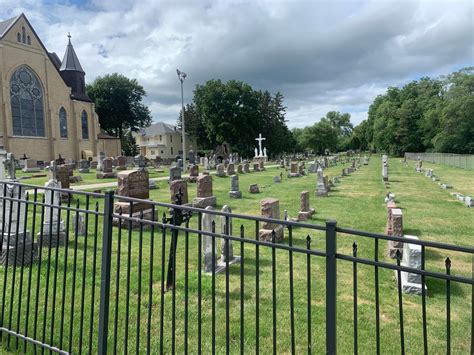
left=135, top=122, right=197, bottom=160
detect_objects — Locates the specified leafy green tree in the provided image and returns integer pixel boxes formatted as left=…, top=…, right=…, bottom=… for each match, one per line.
left=121, top=130, right=139, bottom=156
left=190, top=79, right=293, bottom=156
left=353, top=67, right=473, bottom=155
left=86, top=73, right=152, bottom=146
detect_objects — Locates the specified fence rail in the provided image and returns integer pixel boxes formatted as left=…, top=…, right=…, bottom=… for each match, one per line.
left=405, top=152, right=474, bottom=170
left=0, top=181, right=472, bottom=354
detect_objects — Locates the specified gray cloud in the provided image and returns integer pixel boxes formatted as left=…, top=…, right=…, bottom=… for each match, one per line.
left=1, top=0, right=472, bottom=127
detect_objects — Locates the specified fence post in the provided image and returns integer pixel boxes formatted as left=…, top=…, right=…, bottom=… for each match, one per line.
left=326, top=220, right=337, bottom=355
left=98, top=191, right=114, bottom=355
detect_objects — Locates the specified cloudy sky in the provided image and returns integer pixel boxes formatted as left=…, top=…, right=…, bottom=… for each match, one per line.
left=2, top=0, right=473, bottom=127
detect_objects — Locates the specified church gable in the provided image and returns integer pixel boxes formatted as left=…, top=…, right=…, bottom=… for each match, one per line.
left=0, top=14, right=43, bottom=52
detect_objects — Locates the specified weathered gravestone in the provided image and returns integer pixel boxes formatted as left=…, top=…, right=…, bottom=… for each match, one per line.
left=202, top=206, right=217, bottom=273
left=116, top=156, right=127, bottom=170
left=96, top=158, right=116, bottom=179
left=259, top=161, right=265, bottom=171
left=259, top=198, right=284, bottom=242
left=216, top=164, right=225, bottom=177
left=293, top=191, right=315, bottom=221
left=228, top=175, right=242, bottom=198
left=237, top=164, right=243, bottom=174
left=78, top=159, right=90, bottom=173
left=22, top=159, right=40, bottom=173
left=288, top=162, right=300, bottom=178
left=169, top=166, right=182, bottom=182
left=243, top=162, right=250, bottom=173
left=219, top=205, right=240, bottom=267
left=465, top=196, right=473, bottom=207
left=253, top=163, right=259, bottom=172
left=189, top=164, right=199, bottom=183
left=38, top=161, right=66, bottom=247
left=188, top=149, right=195, bottom=165
left=227, top=163, right=235, bottom=176
left=193, top=175, right=216, bottom=208
left=298, top=162, right=305, bottom=176
left=248, top=184, right=260, bottom=194
left=170, top=180, right=189, bottom=204
left=56, top=165, right=70, bottom=201
left=0, top=153, right=36, bottom=266
left=388, top=208, right=403, bottom=258
left=113, top=169, right=155, bottom=228
left=396, top=235, right=426, bottom=295
left=315, top=168, right=328, bottom=197
left=382, top=162, right=388, bottom=182
left=96, top=152, right=105, bottom=171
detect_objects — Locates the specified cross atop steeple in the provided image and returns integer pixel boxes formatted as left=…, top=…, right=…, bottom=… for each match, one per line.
left=67, top=32, right=71, bottom=42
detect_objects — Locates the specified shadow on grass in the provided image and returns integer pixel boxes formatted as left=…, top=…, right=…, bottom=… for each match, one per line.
left=404, top=229, right=423, bottom=237
left=426, top=277, right=465, bottom=298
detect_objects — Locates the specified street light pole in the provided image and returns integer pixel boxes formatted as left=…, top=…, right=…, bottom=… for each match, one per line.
left=177, top=69, right=187, bottom=170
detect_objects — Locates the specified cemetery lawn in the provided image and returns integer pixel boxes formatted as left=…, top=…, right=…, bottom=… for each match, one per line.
left=1, top=157, right=472, bottom=354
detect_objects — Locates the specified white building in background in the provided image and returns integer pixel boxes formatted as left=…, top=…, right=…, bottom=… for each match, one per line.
left=135, top=122, right=197, bottom=160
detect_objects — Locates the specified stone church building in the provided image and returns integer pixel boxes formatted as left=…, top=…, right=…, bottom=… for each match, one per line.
left=0, top=13, right=120, bottom=163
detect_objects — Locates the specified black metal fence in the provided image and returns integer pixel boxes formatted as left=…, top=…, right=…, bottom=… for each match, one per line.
left=0, top=181, right=472, bottom=354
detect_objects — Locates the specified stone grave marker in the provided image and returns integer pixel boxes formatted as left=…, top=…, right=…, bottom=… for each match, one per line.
left=259, top=198, right=284, bottom=242
left=96, top=158, right=116, bottom=179
left=170, top=180, right=188, bottom=204
left=78, top=159, right=90, bottom=173
left=202, top=206, right=217, bottom=273
left=227, top=163, right=235, bottom=176
left=169, top=166, right=182, bottom=182
left=38, top=175, right=66, bottom=247
left=189, top=164, right=199, bottom=183
left=216, top=164, right=225, bottom=177
left=388, top=208, right=403, bottom=258
left=293, top=191, right=315, bottom=221
left=0, top=155, right=36, bottom=266
left=193, top=175, right=216, bottom=208
left=396, top=235, right=426, bottom=295
left=229, top=175, right=242, bottom=198
left=249, top=184, right=260, bottom=194
left=116, top=156, right=127, bottom=170
left=219, top=205, right=240, bottom=268
left=243, top=162, right=250, bottom=173
left=22, top=159, right=40, bottom=173
left=113, top=169, right=155, bottom=228
left=288, top=162, right=300, bottom=178
left=315, top=168, right=328, bottom=197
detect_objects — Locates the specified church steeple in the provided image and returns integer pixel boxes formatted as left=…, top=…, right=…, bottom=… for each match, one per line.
left=59, top=33, right=91, bottom=102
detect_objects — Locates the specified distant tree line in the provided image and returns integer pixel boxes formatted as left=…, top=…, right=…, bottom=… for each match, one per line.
left=177, top=79, right=295, bottom=157
left=291, top=111, right=353, bottom=154
left=350, top=67, right=474, bottom=155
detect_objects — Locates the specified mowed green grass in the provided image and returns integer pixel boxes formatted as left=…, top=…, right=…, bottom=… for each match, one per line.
left=0, top=157, right=472, bottom=354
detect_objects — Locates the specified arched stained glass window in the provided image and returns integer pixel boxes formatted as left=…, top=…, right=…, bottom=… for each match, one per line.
left=17, top=33, right=21, bottom=42
left=59, top=107, right=68, bottom=138
left=10, top=66, right=45, bottom=137
left=27, top=35, right=31, bottom=45
left=21, top=26, right=26, bottom=43
left=81, top=110, right=89, bottom=139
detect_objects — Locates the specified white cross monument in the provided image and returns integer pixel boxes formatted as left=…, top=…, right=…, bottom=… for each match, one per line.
left=255, top=133, right=266, bottom=158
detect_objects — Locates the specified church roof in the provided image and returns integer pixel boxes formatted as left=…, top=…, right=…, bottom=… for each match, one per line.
left=0, top=15, right=20, bottom=38
left=60, top=35, right=84, bottom=72
left=0, top=15, right=21, bottom=38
